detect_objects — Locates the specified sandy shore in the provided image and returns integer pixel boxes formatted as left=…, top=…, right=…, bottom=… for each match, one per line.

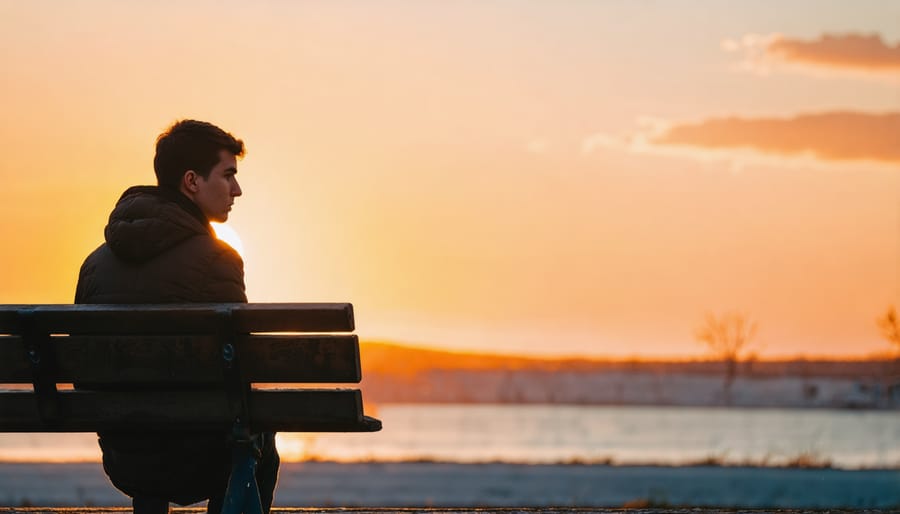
left=0, top=462, right=897, bottom=509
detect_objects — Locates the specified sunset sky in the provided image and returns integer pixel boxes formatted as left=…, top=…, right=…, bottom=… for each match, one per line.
left=1, top=1, right=898, bottom=359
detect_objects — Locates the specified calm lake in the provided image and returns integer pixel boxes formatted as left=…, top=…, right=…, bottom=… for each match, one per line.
left=1, top=404, right=898, bottom=468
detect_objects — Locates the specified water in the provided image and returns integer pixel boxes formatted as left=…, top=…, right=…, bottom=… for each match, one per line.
left=1, top=404, right=898, bottom=469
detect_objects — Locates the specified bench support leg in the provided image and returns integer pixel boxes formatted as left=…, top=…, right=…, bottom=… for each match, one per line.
left=220, top=438, right=264, bottom=514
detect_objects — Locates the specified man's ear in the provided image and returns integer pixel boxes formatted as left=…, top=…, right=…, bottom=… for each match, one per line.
left=182, top=170, right=200, bottom=193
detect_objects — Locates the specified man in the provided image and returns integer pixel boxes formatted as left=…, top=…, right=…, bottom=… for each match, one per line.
left=75, top=120, right=279, bottom=514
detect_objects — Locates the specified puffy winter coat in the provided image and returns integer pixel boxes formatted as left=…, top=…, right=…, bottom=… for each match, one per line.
left=75, top=185, right=245, bottom=304
left=73, top=185, right=248, bottom=505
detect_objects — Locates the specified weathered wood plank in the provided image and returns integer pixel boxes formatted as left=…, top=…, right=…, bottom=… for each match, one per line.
left=0, top=303, right=354, bottom=335
left=0, top=334, right=361, bottom=384
left=0, top=389, right=380, bottom=432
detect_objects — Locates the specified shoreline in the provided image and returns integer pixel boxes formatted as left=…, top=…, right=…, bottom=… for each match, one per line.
left=1, top=457, right=898, bottom=471
left=0, top=462, right=897, bottom=509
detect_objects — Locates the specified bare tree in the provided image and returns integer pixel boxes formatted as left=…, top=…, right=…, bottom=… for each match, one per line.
left=695, top=312, right=757, bottom=405
left=877, top=306, right=900, bottom=356
left=878, top=307, right=900, bottom=384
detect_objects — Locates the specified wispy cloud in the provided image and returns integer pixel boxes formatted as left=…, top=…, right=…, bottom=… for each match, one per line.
left=652, top=111, right=900, bottom=164
left=582, top=117, right=669, bottom=156
left=581, top=133, right=622, bottom=155
left=722, top=32, right=900, bottom=77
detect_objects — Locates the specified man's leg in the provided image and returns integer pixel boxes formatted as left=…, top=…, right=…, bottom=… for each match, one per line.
left=256, top=432, right=280, bottom=513
left=210, top=432, right=279, bottom=514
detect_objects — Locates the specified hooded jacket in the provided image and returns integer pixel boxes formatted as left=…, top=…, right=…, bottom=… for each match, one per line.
left=75, top=186, right=246, bottom=304
left=73, top=186, right=248, bottom=505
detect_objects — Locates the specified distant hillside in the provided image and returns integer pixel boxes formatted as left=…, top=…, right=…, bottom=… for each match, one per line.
left=359, top=341, right=605, bottom=376
left=357, top=342, right=900, bottom=408
left=359, top=341, right=897, bottom=378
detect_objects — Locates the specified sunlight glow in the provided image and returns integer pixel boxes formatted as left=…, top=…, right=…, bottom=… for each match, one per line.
left=210, top=223, right=245, bottom=257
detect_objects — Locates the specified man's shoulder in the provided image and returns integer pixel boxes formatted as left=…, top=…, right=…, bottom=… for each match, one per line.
left=178, top=233, right=243, bottom=266
left=80, top=230, right=240, bottom=271
left=75, top=243, right=113, bottom=303
left=78, top=242, right=113, bottom=274
left=75, top=233, right=245, bottom=304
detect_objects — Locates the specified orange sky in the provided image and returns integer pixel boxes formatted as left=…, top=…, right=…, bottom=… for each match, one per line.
left=1, top=1, right=898, bottom=359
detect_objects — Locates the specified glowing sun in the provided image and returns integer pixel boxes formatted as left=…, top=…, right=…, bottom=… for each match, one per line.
left=210, top=222, right=245, bottom=256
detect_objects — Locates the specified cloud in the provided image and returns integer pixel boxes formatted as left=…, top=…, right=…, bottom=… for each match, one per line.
left=770, top=33, right=900, bottom=72
left=652, top=111, right=900, bottom=164
left=582, top=117, right=669, bottom=156
left=581, top=133, right=621, bottom=155
left=722, top=32, right=900, bottom=77
left=721, top=33, right=780, bottom=76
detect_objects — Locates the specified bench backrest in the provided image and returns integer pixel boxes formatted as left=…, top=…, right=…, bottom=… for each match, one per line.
left=0, top=303, right=381, bottom=433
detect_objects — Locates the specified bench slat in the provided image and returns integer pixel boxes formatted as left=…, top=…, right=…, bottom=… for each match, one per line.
left=0, top=303, right=354, bottom=334
left=0, top=389, right=380, bottom=432
left=0, top=334, right=361, bottom=384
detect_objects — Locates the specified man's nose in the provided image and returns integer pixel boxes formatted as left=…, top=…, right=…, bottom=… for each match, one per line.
left=232, top=180, right=242, bottom=197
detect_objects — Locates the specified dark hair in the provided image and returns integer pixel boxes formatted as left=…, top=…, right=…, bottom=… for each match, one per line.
left=153, top=120, right=245, bottom=189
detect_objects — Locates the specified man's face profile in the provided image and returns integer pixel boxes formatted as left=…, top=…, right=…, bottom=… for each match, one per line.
left=185, top=149, right=242, bottom=223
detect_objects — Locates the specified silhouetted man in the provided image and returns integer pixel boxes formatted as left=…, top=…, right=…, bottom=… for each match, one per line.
left=75, top=120, right=279, bottom=514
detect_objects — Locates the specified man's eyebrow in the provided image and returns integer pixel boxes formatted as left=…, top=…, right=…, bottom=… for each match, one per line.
left=225, top=167, right=238, bottom=174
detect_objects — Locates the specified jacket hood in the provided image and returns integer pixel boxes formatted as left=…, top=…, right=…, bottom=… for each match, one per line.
left=104, top=186, right=213, bottom=264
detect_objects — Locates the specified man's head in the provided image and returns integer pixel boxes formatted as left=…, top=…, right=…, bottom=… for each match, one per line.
left=154, top=120, right=244, bottom=222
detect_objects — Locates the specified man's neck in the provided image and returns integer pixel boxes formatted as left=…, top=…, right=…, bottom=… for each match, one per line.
left=158, top=186, right=210, bottom=227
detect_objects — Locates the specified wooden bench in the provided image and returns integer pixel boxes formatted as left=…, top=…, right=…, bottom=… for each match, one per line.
left=0, top=303, right=381, bottom=514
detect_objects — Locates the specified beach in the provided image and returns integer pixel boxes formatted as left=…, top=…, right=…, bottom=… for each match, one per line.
left=2, top=405, right=898, bottom=509
left=1, top=462, right=898, bottom=509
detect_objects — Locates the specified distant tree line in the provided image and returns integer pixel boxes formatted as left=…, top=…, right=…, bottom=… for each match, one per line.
left=695, top=305, right=900, bottom=404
